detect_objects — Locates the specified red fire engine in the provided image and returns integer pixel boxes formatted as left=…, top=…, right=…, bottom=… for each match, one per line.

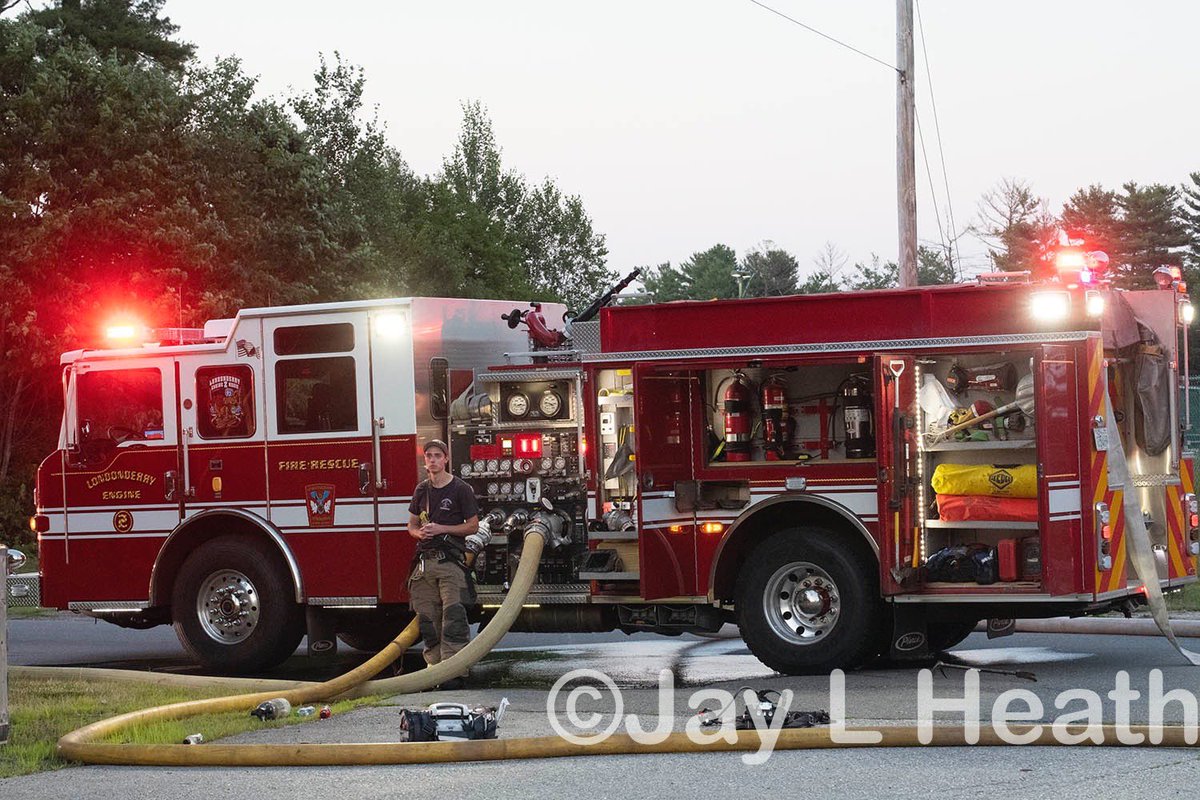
left=33, top=263, right=1199, bottom=675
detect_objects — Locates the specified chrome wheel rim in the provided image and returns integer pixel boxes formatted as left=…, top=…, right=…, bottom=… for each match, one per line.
left=196, top=569, right=260, bottom=644
left=763, top=561, right=841, bottom=646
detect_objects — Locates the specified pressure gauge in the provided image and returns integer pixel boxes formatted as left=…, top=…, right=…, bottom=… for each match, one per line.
left=507, top=392, right=530, bottom=418
left=539, top=391, right=562, bottom=418
left=499, top=458, right=512, bottom=473
left=473, top=459, right=486, bottom=473
left=487, top=459, right=500, bottom=473
left=486, top=482, right=499, bottom=496
left=500, top=482, right=513, bottom=495
left=554, top=456, right=567, bottom=472
left=460, top=464, right=472, bottom=477
left=540, top=456, right=553, bottom=472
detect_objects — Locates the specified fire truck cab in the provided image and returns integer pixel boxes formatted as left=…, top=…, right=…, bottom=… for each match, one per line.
left=34, top=272, right=1199, bottom=675
left=35, top=297, right=560, bottom=672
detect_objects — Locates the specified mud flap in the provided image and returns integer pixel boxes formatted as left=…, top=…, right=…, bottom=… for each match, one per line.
left=986, top=618, right=1016, bottom=639
left=1104, top=397, right=1200, bottom=666
left=889, top=605, right=930, bottom=660
left=305, top=606, right=338, bottom=659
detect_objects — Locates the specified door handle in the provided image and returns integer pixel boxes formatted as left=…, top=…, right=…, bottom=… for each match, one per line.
left=371, top=416, right=386, bottom=490
left=164, top=470, right=178, bottom=502
left=359, top=462, right=372, bottom=496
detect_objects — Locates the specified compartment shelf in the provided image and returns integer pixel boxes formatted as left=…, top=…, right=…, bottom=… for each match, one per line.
left=922, top=439, right=1036, bottom=452
left=925, top=520, right=1037, bottom=530
left=579, top=570, right=640, bottom=581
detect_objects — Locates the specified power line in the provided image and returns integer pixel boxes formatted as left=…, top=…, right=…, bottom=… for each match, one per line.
left=748, top=0, right=899, bottom=73
left=915, top=0, right=963, bottom=276
left=915, top=111, right=948, bottom=264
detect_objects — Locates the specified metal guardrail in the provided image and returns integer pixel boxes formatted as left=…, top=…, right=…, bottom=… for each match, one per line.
left=6, top=573, right=40, bottom=608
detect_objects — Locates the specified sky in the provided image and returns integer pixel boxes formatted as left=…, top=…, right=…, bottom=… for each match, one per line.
left=164, top=1, right=1200, bottom=282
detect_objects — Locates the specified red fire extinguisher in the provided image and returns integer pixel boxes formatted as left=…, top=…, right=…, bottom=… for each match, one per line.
left=761, top=376, right=789, bottom=460
left=722, top=373, right=754, bottom=462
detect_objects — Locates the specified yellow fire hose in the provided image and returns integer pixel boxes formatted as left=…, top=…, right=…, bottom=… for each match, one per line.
left=56, top=529, right=545, bottom=765
left=48, top=524, right=1200, bottom=766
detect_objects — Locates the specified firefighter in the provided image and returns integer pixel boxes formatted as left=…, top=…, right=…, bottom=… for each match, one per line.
left=407, top=439, right=479, bottom=689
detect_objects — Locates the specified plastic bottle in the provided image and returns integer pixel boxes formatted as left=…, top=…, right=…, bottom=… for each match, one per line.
left=182, top=733, right=204, bottom=745
left=297, top=706, right=316, bottom=717
left=250, top=698, right=292, bottom=721
left=319, top=706, right=332, bottom=720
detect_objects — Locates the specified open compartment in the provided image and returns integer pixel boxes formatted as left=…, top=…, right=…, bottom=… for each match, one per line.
left=701, top=361, right=878, bottom=466
left=915, top=350, right=1043, bottom=590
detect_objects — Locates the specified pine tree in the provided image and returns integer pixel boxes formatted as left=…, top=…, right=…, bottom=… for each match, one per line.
left=1117, top=182, right=1189, bottom=289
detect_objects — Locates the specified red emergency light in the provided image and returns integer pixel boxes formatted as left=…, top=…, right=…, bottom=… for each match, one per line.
left=514, top=433, right=542, bottom=456
left=104, top=317, right=146, bottom=345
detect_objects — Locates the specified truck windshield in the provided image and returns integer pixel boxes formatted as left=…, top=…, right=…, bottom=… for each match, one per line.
left=77, top=368, right=164, bottom=445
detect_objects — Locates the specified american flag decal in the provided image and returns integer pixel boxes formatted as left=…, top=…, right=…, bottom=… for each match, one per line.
left=236, top=339, right=257, bottom=358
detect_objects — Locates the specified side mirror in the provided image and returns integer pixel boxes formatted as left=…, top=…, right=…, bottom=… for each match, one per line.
left=5, top=547, right=27, bottom=574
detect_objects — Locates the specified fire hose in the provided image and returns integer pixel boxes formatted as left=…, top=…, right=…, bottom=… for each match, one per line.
left=55, top=527, right=547, bottom=765
left=45, top=418, right=1200, bottom=766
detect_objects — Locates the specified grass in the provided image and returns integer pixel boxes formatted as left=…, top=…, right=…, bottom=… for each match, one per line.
left=1166, top=582, right=1200, bottom=611
left=6, top=606, right=57, bottom=619
left=0, top=674, right=381, bottom=779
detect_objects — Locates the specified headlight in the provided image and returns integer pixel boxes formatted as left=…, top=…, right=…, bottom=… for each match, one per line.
left=1031, top=291, right=1070, bottom=322
left=1085, top=290, right=1105, bottom=318
left=1182, top=302, right=1194, bottom=325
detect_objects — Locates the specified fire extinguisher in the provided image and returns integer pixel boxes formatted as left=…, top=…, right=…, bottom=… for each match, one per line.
left=841, top=376, right=875, bottom=459
left=761, top=376, right=789, bottom=461
left=722, top=373, right=754, bottom=462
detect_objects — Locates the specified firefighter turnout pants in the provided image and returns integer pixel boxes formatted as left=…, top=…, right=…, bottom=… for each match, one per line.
left=408, top=557, right=472, bottom=669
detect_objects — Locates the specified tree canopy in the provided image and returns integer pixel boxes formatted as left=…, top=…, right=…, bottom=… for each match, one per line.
left=0, top=1, right=613, bottom=542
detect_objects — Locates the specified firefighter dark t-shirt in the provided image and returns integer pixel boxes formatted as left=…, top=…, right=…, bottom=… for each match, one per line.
left=409, top=476, right=479, bottom=554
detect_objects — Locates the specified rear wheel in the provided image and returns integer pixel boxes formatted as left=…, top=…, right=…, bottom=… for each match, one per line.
left=736, top=528, right=884, bottom=674
left=172, top=536, right=303, bottom=674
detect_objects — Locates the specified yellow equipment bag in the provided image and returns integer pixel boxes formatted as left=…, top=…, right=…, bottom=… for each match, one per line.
left=930, top=463, right=1038, bottom=498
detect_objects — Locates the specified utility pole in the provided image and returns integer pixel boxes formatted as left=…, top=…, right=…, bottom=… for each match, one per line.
left=897, top=0, right=917, bottom=288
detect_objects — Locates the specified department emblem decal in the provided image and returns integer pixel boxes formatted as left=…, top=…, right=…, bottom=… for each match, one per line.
left=305, top=483, right=336, bottom=527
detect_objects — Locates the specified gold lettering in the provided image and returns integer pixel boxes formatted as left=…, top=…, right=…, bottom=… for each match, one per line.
left=277, top=457, right=362, bottom=471
left=86, top=470, right=156, bottom=490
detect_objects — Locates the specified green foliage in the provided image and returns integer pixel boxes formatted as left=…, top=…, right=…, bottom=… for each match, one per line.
left=973, top=178, right=1058, bottom=272
left=1116, top=182, right=1190, bottom=289
left=679, top=244, right=739, bottom=299
left=844, top=247, right=955, bottom=291
left=430, top=101, right=611, bottom=309
left=638, top=245, right=741, bottom=302
left=0, top=7, right=612, bottom=534
left=25, top=0, right=194, bottom=71
left=640, top=261, right=687, bottom=303
left=1183, top=172, right=1200, bottom=273
left=740, top=245, right=798, bottom=297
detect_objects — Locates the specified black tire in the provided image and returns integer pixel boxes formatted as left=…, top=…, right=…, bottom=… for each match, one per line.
left=736, top=528, right=885, bottom=675
left=927, top=620, right=977, bottom=652
left=172, top=535, right=304, bottom=674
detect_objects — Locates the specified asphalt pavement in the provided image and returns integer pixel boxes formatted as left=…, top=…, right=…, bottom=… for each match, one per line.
left=5, top=620, right=1200, bottom=799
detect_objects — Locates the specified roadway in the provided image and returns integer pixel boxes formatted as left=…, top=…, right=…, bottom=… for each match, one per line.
left=4, top=614, right=1200, bottom=798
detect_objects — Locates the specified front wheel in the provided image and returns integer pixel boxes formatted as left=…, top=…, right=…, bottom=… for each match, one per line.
left=172, top=536, right=304, bottom=674
left=736, top=528, right=885, bottom=674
